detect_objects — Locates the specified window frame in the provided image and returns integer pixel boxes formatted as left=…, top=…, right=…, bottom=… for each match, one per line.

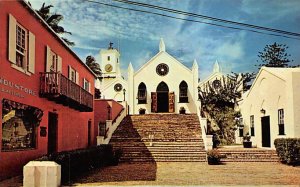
left=179, top=81, right=188, bottom=103
left=250, top=115, right=255, bottom=136
left=278, top=109, right=285, bottom=135
left=137, top=83, right=147, bottom=104
left=83, top=78, right=90, bottom=92
left=16, top=23, right=27, bottom=69
left=1, top=99, right=43, bottom=151
left=8, top=14, right=35, bottom=75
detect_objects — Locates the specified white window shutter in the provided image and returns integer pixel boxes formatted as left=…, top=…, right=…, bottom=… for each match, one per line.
left=8, top=14, right=17, bottom=64
left=46, top=46, right=52, bottom=72
left=57, top=55, right=62, bottom=73
left=28, top=31, right=35, bottom=73
left=88, top=81, right=91, bottom=93
left=76, top=71, right=79, bottom=84
left=68, top=65, right=72, bottom=79
left=83, top=78, right=86, bottom=89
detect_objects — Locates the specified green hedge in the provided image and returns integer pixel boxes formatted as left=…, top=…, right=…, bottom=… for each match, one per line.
left=274, top=138, right=300, bottom=165
left=36, top=145, right=121, bottom=184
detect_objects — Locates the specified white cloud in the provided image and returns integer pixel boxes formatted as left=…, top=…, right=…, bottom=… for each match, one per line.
left=241, top=0, right=300, bottom=21
left=215, top=41, right=245, bottom=60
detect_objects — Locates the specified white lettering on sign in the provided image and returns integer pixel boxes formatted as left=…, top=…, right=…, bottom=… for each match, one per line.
left=0, top=76, right=37, bottom=97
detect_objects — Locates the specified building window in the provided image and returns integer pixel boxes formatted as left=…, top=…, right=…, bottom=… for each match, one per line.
left=50, top=52, right=57, bottom=72
left=137, top=82, right=147, bottom=104
left=8, top=14, right=35, bottom=74
left=179, top=81, right=188, bottom=103
left=2, top=99, right=43, bottom=151
left=107, top=56, right=110, bottom=61
left=83, top=79, right=90, bottom=92
left=68, top=66, right=79, bottom=84
left=250, top=115, right=255, bottom=136
left=239, top=128, right=244, bottom=137
left=98, top=122, right=106, bottom=137
left=278, top=109, right=285, bottom=135
left=16, top=24, right=27, bottom=68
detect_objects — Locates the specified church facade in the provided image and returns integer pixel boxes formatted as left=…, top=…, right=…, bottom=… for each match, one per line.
left=100, top=39, right=199, bottom=114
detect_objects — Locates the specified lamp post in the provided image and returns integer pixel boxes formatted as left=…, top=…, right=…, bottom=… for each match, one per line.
left=260, top=108, right=266, bottom=115
left=123, top=88, right=126, bottom=101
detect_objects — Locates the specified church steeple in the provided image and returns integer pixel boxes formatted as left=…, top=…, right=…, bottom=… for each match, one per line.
left=100, top=42, right=120, bottom=76
left=213, top=60, right=220, bottom=73
left=159, top=38, right=166, bottom=52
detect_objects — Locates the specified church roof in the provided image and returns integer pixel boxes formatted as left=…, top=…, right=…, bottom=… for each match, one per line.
left=246, top=67, right=300, bottom=97
left=134, top=39, right=193, bottom=75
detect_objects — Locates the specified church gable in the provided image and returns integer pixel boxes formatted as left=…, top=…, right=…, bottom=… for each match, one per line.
left=246, top=67, right=287, bottom=99
left=134, top=51, right=192, bottom=78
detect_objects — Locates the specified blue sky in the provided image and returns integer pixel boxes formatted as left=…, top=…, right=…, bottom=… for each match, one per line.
left=30, top=0, right=300, bottom=79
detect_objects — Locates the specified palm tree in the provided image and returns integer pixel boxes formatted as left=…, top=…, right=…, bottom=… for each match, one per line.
left=86, top=55, right=102, bottom=99
left=36, top=3, right=75, bottom=46
left=86, top=55, right=102, bottom=77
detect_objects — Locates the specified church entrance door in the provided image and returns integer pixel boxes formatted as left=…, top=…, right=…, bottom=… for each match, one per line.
left=151, top=82, right=175, bottom=113
left=157, top=92, right=169, bottom=112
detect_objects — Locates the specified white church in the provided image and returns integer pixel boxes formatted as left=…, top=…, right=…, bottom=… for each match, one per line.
left=100, top=39, right=200, bottom=114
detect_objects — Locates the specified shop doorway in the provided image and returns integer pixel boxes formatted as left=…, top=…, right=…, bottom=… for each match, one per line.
left=48, top=112, right=58, bottom=155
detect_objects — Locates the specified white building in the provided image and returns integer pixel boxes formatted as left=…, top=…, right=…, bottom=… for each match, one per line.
left=240, top=67, right=300, bottom=148
left=198, top=60, right=223, bottom=90
left=100, top=39, right=199, bottom=114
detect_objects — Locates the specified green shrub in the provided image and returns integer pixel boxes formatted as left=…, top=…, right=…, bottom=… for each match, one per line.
left=207, top=149, right=226, bottom=165
left=35, top=145, right=119, bottom=184
left=274, top=138, right=300, bottom=165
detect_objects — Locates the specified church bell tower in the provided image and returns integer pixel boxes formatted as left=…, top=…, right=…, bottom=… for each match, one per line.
left=100, top=42, right=121, bottom=78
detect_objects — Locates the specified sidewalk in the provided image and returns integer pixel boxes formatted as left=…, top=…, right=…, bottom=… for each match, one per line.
left=1, top=162, right=299, bottom=186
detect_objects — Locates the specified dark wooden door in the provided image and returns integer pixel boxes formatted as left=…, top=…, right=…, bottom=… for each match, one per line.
left=88, top=120, right=91, bottom=147
left=169, top=92, right=175, bottom=113
left=48, top=112, right=58, bottom=155
left=261, top=116, right=271, bottom=147
left=151, top=92, right=157, bottom=113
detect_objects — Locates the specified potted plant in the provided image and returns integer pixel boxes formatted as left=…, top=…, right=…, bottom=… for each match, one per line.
left=139, top=108, right=146, bottom=114
left=179, top=107, right=186, bottom=114
left=207, top=149, right=226, bottom=165
left=243, top=133, right=252, bottom=148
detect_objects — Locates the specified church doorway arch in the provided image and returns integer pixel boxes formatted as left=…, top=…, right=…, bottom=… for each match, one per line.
left=151, top=82, right=175, bottom=113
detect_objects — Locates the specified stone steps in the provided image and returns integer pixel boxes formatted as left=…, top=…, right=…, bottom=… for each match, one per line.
left=219, top=149, right=279, bottom=162
left=110, top=114, right=206, bottom=162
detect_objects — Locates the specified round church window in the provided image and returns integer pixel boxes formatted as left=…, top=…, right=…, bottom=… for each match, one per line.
left=212, top=79, right=221, bottom=89
left=156, top=63, right=169, bottom=76
left=114, top=83, right=123, bottom=92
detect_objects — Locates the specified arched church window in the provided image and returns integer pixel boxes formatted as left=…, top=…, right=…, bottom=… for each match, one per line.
left=138, top=82, right=147, bottom=104
left=179, top=81, right=188, bottom=103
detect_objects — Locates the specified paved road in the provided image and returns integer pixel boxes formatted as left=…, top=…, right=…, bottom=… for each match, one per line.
left=1, top=162, right=300, bottom=186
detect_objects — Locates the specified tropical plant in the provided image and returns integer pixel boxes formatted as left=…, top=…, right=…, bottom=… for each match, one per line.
left=228, top=72, right=256, bottom=91
left=85, top=55, right=102, bottom=99
left=86, top=55, right=102, bottom=77
left=36, top=3, right=75, bottom=46
left=257, top=42, right=293, bottom=68
left=198, top=74, right=244, bottom=144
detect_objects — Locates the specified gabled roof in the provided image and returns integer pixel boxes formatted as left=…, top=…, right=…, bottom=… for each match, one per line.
left=199, top=72, right=223, bottom=87
left=19, top=0, right=96, bottom=77
left=246, top=67, right=300, bottom=97
left=134, top=51, right=192, bottom=76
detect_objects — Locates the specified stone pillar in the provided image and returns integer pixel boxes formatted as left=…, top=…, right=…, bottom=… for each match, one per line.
left=23, top=161, right=61, bottom=187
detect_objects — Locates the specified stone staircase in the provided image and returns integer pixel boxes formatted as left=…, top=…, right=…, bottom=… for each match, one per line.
left=109, top=114, right=207, bottom=162
left=219, top=148, right=279, bottom=162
